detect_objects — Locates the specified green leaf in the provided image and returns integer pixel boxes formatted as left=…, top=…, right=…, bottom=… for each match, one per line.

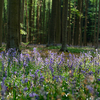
left=20, top=29, right=27, bottom=35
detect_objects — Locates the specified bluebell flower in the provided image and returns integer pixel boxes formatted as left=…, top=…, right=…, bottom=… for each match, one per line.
left=25, top=78, right=28, bottom=83
left=81, top=70, right=86, bottom=74
left=88, top=71, right=93, bottom=75
left=49, top=65, right=54, bottom=74
left=97, top=79, right=100, bottom=81
left=29, top=92, right=38, bottom=97
left=24, top=87, right=28, bottom=91
left=86, top=85, right=94, bottom=94
left=14, top=71, right=17, bottom=74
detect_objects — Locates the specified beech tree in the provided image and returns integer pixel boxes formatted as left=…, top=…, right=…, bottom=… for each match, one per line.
left=47, top=0, right=57, bottom=46
left=60, top=0, right=68, bottom=52
left=0, top=0, right=3, bottom=47
left=6, top=0, right=20, bottom=50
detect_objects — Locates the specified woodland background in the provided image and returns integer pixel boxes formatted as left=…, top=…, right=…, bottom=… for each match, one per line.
left=0, top=0, right=100, bottom=51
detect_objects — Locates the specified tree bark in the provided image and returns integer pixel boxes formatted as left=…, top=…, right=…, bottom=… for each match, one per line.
left=55, top=0, right=61, bottom=44
left=60, top=0, right=68, bottom=52
left=72, top=1, right=76, bottom=46
left=94, top=0, right=97, bottom=47
left=68, top=0, right=71, bottom=45
left=0, top=0, right=3, bottom=47
left=78, top=0, right=82, bottom=46
left=47, top=0, right=57, bottom=46
left=29, top=0, right=32, bottom=43
left=83, top=0, right=88, bottom=46
left=25, top=0, right=29, bottom=43
left=20, top=0, right=24, bottom=44
left=6, top=0, right=20, bottom=50
left=95, top=0, right=100, bottom=48
left=36, top=0, right=40, bottom=44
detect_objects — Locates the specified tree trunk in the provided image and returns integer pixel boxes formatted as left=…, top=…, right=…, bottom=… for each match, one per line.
left=47, top=0, right=57, bottom=46
left=47, top=0, right=51, bottom=45
left=68, top=0, right=71, bottom=45
left=95, top=0, right=100, bottom=48
left=36, top=0, right=40, bottom=44
left=20, top=0, right=24, bottom=44
left=6, top=0, right=20, bottom=50
left=78, top=0, right=82, bottom=46
left=55, top=0, right=61, bottom=44
left=91, top=0, right=95, bottom=46
left=94, top=0, right=97, bottom=47
left=75, top=2, right=79, bottom=46
left=42, top=0, right=45, bottom=44
left=39, top=0, right=42, bottom=43
left=0, top=0, right=3, bottom=47
left=32, top=0, right=35, bottom=43
left=72, top=1, right=76, bottom=46
left=29, top=0, right=32, bottom=43
left=60, top=0, right=68, bottom=52
left=83, top=0, right=88, bottom=46
left=25, top=0, right=29, bottom=43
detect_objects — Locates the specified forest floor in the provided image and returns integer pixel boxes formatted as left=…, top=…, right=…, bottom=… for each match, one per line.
left=0, top=42, right=99, bottom=59
left=20, top=42, right=99, bottom=60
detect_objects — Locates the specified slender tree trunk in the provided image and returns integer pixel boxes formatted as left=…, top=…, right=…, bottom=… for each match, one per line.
left=94, top=0, right=97, bottom=46
left=60, top=0, right=68, bottom=52
left=29, top=0, right=32, bottom=43
left=6, top=0, right=20, bottom=50
left=0, top=0, right=3, bottom=47
left=75, top=1, right=79, bottom=46
left=91, top=0, right=95, bottom=46
left=20, top=0, right=24, bottom=44
left=83, top=0, right=88, bottom=46
left=36, top=1, right=40, bottom=44
left=78, top=0, right=82, bottom=46
left=47, top=0, right=50, bottom=45
left=32, top=0, right=35, bottom=43
left=55, top=0, right=61, bottom=44
left=72, top=1, right=76, bottom=45
left=42, top=0, right=45, bottom=44
left=25, top=0, right=29, bottom=43
left=39, top=0, right=42, bottom=43
left=68, top=0, right=71, bottom=45
left=95, top=0, right=100, bottom=48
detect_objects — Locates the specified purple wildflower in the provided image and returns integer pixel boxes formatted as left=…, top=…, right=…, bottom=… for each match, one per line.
left=25, top=78, right=28, bottom=83
left=29, top=92, right=38, bottom=97
left=86, top=85, right=94, bottom=94
left=24, top=87, right=28, bottom=91
left=49, top=65, right=54, bottom=74
left=97, top=79, right=100, bottom=81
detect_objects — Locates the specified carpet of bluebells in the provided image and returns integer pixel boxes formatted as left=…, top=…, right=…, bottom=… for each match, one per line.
left=0, top=48, right=100, bottom=100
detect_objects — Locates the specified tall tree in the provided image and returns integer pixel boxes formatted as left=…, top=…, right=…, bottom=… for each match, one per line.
left=94, top=0, right=97, bottom=46
left=47, top=0, right=57, bottom=46
left=0, top=0, right=3, bottom=47
left=83, top=0, right=88, bottom=46
left=6, top=0, right=20, bottom=50
left=55, top=0, right=61, bottom=44
left=29, top=0, right=32, bottom=43
left=78, top=0, right=82, bottom=46
left=42, top=0, right=46, bottom=44
left=68, top=0, right=71, bottom=45
left=36, top=0, right=40, bottom=43
left=95, top=0, right=100, bottom=48
left=20, top=0, right=24, bottom=43
left=25, top=0, right=29, bottom=43
left=72, top=1, right=76, bottom=45
left=60, top=0, right=68, bottom=52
